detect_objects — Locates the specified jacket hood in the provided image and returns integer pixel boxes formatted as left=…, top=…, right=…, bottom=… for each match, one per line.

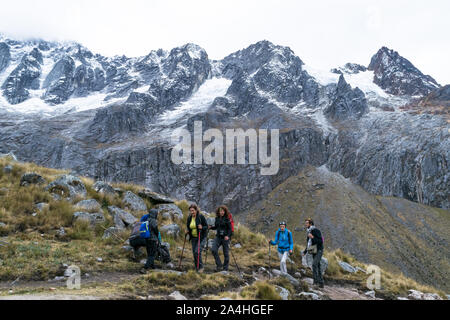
left=148, top=209, right=158, bottom=220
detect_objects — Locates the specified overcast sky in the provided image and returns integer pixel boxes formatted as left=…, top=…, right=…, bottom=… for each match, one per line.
left=1, top=0, right=449, bottom=84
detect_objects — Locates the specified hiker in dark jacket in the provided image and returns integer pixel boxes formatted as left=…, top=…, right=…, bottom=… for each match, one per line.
left=302, top=218, right=324, bottom=288
left=209, top=205, right=233, bottom=272
left=130, top=209, right=161, bottom=273
left=185, top=204, right=208, bottom=272
left=269, top=221, right=293, bottom=275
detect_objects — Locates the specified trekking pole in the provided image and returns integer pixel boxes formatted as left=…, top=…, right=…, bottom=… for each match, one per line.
left=178, top=234, right=187, bottom=270
left=268, top=243, right=272, bottom=279
left=229, top=242, right=242, bottom=277
left=197, top=231, right=201, bottom=271
left=204, top=229, right=209, bottom=266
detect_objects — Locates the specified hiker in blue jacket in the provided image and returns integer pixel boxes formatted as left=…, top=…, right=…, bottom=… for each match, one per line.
left=269, top=222, right=293, bottom=275
left=129, top=209, right=161, bottom=273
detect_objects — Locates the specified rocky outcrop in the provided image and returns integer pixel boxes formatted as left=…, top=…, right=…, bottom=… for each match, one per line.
left=2, top=48, right=43, bottom=104
left=368, top=47, right=440, bottom=96
left=324, top=75, right=368, bottom=121
left=75, top=199, right=101, bottom=211
left=0, top=42, right=10, bottom=73
left=73, top=211, right=105, bottom=226
left=45, top=175, right=87, bottom=199
left=108, top=206, right=137, bottom=229
left=123, top=191, right=147, bottom=212
left=42, top=56, right=76, bottom=104
left=20, top=173, right=46, bottom=186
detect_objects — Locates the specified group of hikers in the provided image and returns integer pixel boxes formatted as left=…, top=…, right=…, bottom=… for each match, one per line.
left=128, top=203, right=325, bottom=289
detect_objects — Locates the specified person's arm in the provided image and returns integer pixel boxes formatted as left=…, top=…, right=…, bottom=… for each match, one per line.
left=210, top=218, right=218, bottom=230
left=289, top=231, right=294, bottom=252
left=270, top=230, right=279, bottom=246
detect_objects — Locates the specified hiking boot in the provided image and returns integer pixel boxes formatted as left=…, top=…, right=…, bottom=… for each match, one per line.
left=214, top=267, right=222, bottom=273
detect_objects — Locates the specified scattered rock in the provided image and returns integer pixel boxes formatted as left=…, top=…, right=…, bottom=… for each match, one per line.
left=156, top=204, right=183, bottom=221
left=108, top=206, right=137, bottom=229
left=272, top=269, right=281, bottom=277
left=0, top=152, right=17, bottom=162
left=93, top=181, right=115, bottom=195
left=275, top=286, right=290, bottom=300
left=365, top=290, right=376, bottom=299
left=123, top=191, right=147, bottom=212
left=338, top=261, right=357, bottom=273
left=0, top=222, right=6, bottom=228
left=20, top=173, right=46, bottom=187
left=138, top=189, right=175, bottom=204
left=31, top=213, right=37, bottom=217
left=302, top=277, right=314, bottom=286
left=75, top=199, right=101, bottom=211
left=407, top=289, right=423, bottom=300
left=281, top=273, right=300, bottom=286
left=114, top=188, right=124, bottom=196
left=3, top=165, right=12, bottom=174
left=168, top=291, right=187, bottom=300
left=233, top=243, right=242, bottom=249
left=102, top=227, right=122, bottom=239
left=423, top=293, right=442, bottom=300
left=97, top=257, right=103, bottom=262
left=397, top=297, right=409, bottom=300
left=57, top=227, right=66, bottom=236
left=220, top=297, right=232, bottom=300
left=297, top=292, right=320, bottom=300
left=160, top=224, right=181, bottom=238
left=45, top=175, right=87, bottom=199
left=166, top=262, right=175, bottom=269
left=35, top=203, right=49, bottom=212
left=122, top=245, right=133, bottom=252
left=73, top=212, right=105, bottom=226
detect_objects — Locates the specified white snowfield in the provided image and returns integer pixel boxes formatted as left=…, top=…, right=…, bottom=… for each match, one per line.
left=158, top=77, right=232, bottom=126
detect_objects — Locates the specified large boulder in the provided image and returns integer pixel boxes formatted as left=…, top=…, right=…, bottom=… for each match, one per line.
left=20, top=173, right=46, bottom=187
left=123, top=191, right=147, bottom=212
left=156, top=204, right=183, bottom=221
left=160, top=224, right=181, bottom=238
left=107, top=206, right=137, bottom=229
left=102, top=227, right=122, bottom=239
left=73, top=212, right=105, bottom=226
left=75, top=199, right=101, bottom=211
left=45, top=175, right=87, bottom=199
left=93, top=181, right=116, bottom=195
left=338, top=261, right=357, bottom=273
left=138, top=189, right=175, bottom=204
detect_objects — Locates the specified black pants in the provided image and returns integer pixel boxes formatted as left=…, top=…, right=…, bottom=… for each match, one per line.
left=211, top=237, right=230, bottom=270
left=191, top=237, right=207, bottom=270
left=312, top=249, right=324, bottom=285
left=130, top=237, right=158, bottom=269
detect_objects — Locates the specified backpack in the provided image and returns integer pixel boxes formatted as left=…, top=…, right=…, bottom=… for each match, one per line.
left=157, top=243, right=171, bottom=263
left=139, top=221, right=151, bottom=239
left=229, top=213, right=235, bottom=233
left=130, top=222, right=141, bottom=240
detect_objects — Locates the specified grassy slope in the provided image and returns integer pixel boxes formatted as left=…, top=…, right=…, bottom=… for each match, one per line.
left=241, top=165, right=450, bottom=291
left=0, top=157, right=447, bottom=299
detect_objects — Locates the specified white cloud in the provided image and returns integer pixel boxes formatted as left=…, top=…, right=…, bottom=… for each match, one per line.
left=0, top=0, right=449, bottom=84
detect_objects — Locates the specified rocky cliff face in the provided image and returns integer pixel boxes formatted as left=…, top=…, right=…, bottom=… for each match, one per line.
left=0, top=35, right=448, bottom=214
left=368, top=47, right=440, bottom=96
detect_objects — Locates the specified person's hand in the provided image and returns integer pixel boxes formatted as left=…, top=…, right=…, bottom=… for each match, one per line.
left=208, top=225, right=212, bottom=230
left=185, top=231, right=189, bottom=235
left=225, top=236, right=229, bottom=241
left=198, top=225, right=203, bottom=230
left=289, top=250, right=293, bottom=255
left=308, top=233, right=314, bottom=239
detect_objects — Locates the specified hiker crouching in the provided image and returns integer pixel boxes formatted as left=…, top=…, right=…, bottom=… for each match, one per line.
left=185, top=204, right=208, bottom=273
left=130, top=209, right=161, bottom=273
left=209, top=205, right=232, bottom=272
left=269, top=221, right=293, bottom=275
left=302, top=218, right=324, bottom=288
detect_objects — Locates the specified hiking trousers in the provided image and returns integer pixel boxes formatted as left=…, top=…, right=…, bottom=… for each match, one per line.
left=312, top=249, right=324, bottom=285
left=278, top=251, right=289, bottom=274
left=211, top=237, right=230, bottom=270
left=191, top=237, right=207, bottom=270
left=130, top=237, right=157, bottom=269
